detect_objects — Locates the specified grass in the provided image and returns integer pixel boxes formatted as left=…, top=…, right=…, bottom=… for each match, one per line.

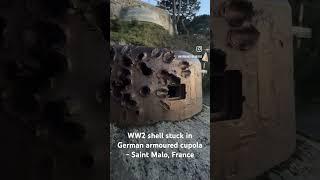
left=110, top=19, right=171, bottom=47
left=110, top=19, right=210, bottom=51
left=110, top=19, right=210, bottom=91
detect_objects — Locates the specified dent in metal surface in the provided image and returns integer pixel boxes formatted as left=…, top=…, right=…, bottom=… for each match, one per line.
left=110, top=45, right=202, bottom=126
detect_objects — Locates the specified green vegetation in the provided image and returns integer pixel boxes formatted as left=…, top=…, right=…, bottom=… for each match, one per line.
left=110, top=19, right=209, bottom=51
left=185, top=15, right=210, bottom=36
left=110, top=19, right=171, bottom=47
left=110, top=18, right=210, bottom=91
left=157, top=0, right=201, bottom=34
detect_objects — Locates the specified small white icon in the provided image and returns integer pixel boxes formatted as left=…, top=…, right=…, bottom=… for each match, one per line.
left=196, top=46, right=203, bottom=52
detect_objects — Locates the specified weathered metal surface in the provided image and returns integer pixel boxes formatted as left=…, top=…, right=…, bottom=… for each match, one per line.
left=220, top=0, right=255, bottom=27
left=212, top=0, right=296, bottom=179
left=110, top=45, right=202, bottom=126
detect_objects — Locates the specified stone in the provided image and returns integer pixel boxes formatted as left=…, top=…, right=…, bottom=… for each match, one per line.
left=110, top=105, right=210, bottom=180
left=110, top=0, right=174, bottom=35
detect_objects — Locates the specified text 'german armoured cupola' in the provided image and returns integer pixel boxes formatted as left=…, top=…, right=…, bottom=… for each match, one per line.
left=110, top=45, right=202, bottom=126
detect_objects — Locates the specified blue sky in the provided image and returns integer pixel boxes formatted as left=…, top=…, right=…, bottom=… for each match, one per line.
left=142, top=0, right=210, bottom=15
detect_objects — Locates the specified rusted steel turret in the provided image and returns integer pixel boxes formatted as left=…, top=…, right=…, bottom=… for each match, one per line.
left=110, top=45, right=202, bottom=126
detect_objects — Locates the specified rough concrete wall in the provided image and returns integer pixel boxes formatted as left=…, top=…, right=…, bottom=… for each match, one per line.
left=110, top=0, right=139, bottom=18
left=110, top=0, right=174, bottom=35
left=119, top=6, right=174, bottom=35
left=212, top=0, right=296, bottom=179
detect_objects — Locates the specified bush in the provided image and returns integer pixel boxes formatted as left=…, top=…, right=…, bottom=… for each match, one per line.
left=110, top=19, right=171, bottom=47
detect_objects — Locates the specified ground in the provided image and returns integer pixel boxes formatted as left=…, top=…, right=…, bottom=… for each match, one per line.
left=255, top=103, right=320, bottom=180
left=255, top=134, right=320, bottom=180
left=110, top=105, right=210, bottom=180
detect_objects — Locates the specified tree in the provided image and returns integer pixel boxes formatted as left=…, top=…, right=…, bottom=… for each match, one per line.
left=186, top=14, right=210, bottom=36
left=157, top=0, right=200, bottom=35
